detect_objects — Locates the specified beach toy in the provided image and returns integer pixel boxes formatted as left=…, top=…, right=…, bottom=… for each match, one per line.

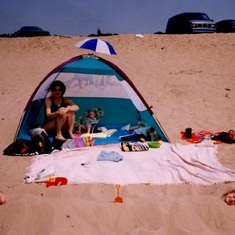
left=46, top=177, right=68, bottom=187
left=114, top=184, right=123, bottom=203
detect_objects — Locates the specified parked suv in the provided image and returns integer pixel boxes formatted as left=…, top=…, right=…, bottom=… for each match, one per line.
left=166, top=12, right=216, bottom=34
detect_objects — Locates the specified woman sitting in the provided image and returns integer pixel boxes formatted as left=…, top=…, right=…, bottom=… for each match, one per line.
left=43, top=80, right=79, bottom=140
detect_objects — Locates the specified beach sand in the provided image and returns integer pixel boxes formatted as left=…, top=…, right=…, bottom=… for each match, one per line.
left=0, top=34, right=235, bottom=234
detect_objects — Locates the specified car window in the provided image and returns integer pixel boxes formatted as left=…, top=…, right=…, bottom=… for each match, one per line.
left=177, top=15, right=185, bottom=22
left=21, top=26, right=42, bottom=31
left=171, top=15, right=184, bottom=23
left=184, top=13, right=210, bottom=21
left=201, top=14, right=210, bottom=20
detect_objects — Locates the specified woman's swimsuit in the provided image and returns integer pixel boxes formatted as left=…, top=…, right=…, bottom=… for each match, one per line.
left=50, top=97, right=67, bottom=112
left=44, top=97, right=68, bottom=128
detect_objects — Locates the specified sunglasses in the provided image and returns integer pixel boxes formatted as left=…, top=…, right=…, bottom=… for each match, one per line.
left=52, top=88, right=62, bottom=92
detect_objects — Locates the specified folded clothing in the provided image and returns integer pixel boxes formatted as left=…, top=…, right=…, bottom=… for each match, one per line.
left=97, top=150, right=123, bottom=162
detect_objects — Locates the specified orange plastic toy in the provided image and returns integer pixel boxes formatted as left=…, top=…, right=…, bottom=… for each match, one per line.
left=46, top=177, right=68, bottom=187
left=114, top=184, right=123, bottom=203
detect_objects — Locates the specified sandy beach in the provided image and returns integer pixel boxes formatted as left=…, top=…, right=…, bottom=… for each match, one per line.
left=0, top=34, right=235, bottom=234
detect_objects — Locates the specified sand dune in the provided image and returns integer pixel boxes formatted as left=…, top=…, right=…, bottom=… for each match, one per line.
left=0, top=34, right=235, bottom=234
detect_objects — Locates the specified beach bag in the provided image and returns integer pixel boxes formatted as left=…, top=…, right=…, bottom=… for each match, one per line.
left=31, top=132, right=53, bottom=154
left=212, top=130, right=235, bottom=144
left=3, top=132, right=53, bottom=156
left=52, top=138, right=66, bottom=150
left=3, top=139, right=33, bottom=156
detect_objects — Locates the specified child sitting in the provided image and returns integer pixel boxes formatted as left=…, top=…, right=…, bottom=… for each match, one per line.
left=76, top=108, right=104, bottom=134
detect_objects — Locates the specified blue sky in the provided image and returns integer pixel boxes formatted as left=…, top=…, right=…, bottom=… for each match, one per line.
left=1, top=0, right=234, bottom=36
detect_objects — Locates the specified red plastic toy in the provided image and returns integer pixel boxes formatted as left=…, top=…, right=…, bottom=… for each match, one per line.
left=46, top=177, right=68, bottom=187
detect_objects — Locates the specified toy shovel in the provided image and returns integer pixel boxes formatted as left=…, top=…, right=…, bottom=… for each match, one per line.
left=114, top=184, right=123, bottom=203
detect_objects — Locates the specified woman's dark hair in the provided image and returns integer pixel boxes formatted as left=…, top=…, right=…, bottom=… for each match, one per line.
left=49, top=80, right=66, bottom=95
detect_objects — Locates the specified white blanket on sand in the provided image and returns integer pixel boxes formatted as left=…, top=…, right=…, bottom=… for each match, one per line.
left=26, top=141, right=235, bottom=185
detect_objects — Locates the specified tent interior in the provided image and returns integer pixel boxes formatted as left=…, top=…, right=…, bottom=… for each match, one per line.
left=15, top=55, right=169, bottom=145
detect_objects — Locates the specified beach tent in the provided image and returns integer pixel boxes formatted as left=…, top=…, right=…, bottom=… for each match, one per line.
left=15, top=55, right=169, bottom=144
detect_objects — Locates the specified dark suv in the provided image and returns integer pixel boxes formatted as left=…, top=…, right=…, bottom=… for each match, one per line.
left=13, top=26, right=50, bottom=37
left=216, top=20, right=235, bottom=33
left=166, top=12, right=216, bottom=34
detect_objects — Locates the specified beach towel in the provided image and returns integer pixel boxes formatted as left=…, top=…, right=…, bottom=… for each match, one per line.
left=25, top=141, right=235, bottom=185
